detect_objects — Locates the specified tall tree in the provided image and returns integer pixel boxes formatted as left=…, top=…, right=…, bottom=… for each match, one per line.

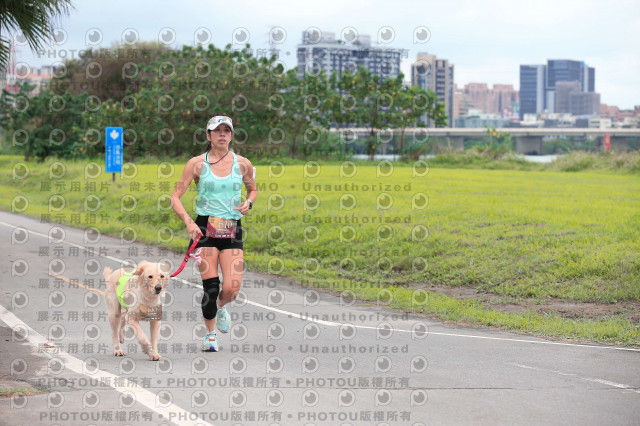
left=326, top=69, right=359, bottom=157
left=0, top=0, right=74, bottom=70
left=81, top=43, right=285, bottom=159
left=393, top=84, right=443, bottom=156
left=0, top=80, right=89, bottom=161
left=50, top=41, right=171, bottom=101
left=279, top=68, right=330, bottom=158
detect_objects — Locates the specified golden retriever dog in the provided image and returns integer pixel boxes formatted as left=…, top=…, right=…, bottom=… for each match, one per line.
left=103, top=261, right=170, bottom=361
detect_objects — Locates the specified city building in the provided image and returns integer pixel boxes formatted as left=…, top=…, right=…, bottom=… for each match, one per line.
left=520, top=113, right=544, bottom=128
left=555, top=81, right=581, bottom=114
left=547, top=60, right=594, bottom=93
left=547, top=60, right=583, bottom=91
left=411, top=53, right=454, bottom=127
left=296, top=30, right=404, bottom=80
left=540, top=112, right=575, bottom=128
left=460, top=82, right=519, bottom=116
left=453, top=84, right=471, bottom=120
left=619, top=116, right=639, bottom=128
left=589, top=117, right=612, bottom=128
left=581, top=64, right=596, bottom=93
left=2, top=65, right=55, bottom=96
left=463, top=83, right=491, bottom=113
left=519, top=64, right=547, bottom=119
left=454, top=109, right=512, bottom=128
left=519, top=59, right=598, bottom=119
left=601, top=104, right=640, bottom=124
left=570, top=92, right=600, bottom=116
left=546, top=59, right=595, bottom=113
left=492, top=84, right=519, bottom=116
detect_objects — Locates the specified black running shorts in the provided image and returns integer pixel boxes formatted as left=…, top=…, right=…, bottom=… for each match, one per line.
left=190, top=215, right=244, bottom=251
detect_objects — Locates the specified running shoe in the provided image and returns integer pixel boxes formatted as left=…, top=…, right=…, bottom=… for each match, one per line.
left=202, top=330, right=218, bottom=352
left=217, top=306, right=230, bottom=333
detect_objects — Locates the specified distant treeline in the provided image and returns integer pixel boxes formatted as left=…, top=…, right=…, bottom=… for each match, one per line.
left=0, top=42, right=446, bottom=162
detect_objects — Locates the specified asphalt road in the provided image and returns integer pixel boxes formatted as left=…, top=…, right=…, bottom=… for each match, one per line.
left=1, top=210, right=639, bottom=426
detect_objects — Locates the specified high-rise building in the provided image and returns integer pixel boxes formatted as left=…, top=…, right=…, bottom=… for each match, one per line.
left=492, top=84, right=519, bottom=115
left=582, top=65, right=595, bottom=92
left=462, top=83, right=519, bottom=115
left=545, top=59, right=597, bottom=113
left=519, top=64, right=546, bottom=119
left=411, top=53, right=455, bottom=127
left=520, top=59, right=598, bottom=118
left=547, top=60, right=582, bottom=90
left=463, top=83, right=491, bottom=113
left=570, top=92, right=600, bottom=116
left=296, top=30, right=403, bottom=80
left=453, top=84, right=471, bottom=119
left=547, top=59, right=595, bottom=93
left=555, top=81, right=581, bottom=113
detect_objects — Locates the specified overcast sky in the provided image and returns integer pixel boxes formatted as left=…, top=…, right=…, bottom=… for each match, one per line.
left=14, top=0, right=640, bottom=109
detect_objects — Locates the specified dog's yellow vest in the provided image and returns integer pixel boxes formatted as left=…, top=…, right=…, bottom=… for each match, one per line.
left=117, top=271, right=133, bottom=309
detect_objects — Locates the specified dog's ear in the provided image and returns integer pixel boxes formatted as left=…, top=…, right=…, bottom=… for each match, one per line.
left=133, top=261, right=150, bottom=276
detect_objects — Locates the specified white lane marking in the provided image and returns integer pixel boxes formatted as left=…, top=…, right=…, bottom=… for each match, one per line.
left=0, top=304, right=213, bottom=426
left=508, top=363, right=640, bottom=394
left=2, top=219, right=639, bottom=353
left=0, top=220, right=134, bottom=266
left=235, top=299, right=640, bottom=353
left=588, top=378, right=640, bottom=393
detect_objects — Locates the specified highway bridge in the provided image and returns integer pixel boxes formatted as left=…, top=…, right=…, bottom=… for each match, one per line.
left=330, top=128, right=640, bottom=154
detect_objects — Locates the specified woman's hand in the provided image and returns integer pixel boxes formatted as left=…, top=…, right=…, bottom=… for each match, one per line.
left=187, top=221, right=202, bottom=241
left=235, top=200, right=252, bottom=216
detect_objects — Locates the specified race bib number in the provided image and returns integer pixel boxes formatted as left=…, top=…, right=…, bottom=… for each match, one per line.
left=206, top=217, right=237, bottom=239
left=135, top=305, right=163, bottom=321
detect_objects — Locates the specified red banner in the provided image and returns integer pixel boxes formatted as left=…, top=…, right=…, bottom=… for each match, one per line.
left=604, top=133, right=610, bottom=152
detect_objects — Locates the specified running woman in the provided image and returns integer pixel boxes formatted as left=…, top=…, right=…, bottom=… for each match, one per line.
left=171, top=115, right=257, bottom=351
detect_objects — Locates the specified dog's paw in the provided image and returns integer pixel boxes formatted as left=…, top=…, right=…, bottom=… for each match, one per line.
left=149, top=352, right=161, bottom=361
left=114, top=349, right=124, bottom=356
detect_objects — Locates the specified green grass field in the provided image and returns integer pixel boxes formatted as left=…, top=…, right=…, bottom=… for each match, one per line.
left=2, top=155, right=639, bottom=345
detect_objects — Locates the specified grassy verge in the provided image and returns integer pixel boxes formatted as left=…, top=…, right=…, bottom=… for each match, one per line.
left=427, top=149, right=640, bottom=173
left=0, top=381, right=48, bottom=398
left=548, top=150, right=640, bottom=173
left=2, top=154, right=639, bottom=345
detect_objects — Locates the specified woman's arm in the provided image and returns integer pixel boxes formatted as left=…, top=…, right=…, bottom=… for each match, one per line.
left=171, top=157, right=201, bottom=240
left=236, top=157, right=257, bottom=215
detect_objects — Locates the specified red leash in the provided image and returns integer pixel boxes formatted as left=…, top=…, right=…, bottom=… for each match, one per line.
left=170, top=234, right=201, bottom=277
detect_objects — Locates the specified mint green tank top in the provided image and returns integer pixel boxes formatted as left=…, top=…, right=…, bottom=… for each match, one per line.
left=195, top=152, right=243, bottom=220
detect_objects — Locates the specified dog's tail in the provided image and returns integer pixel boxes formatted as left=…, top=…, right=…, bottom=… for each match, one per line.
left=102, top=267, right=113, bottom=281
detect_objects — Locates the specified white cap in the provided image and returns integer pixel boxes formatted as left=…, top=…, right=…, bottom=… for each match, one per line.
left=206, top=116, right=234, bottom=132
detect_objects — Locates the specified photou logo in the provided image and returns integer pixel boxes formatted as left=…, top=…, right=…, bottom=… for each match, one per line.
left=266, top=389, right=284, bottom=407
left=302, top=356, right=319, bottom=373
left=266, top=356, right=284, bottom=374
left=122, top=28, right=139, bottom=45
left=232, top=27, right=250, bottom=44
left=158, top=27, right=176, bottom=45
left=85, top=28, right=103, bottom=46
left=195, top=27, right=212, bottom=45
left=269, top=26, right=286, bottom=44
left=377, top=26, right=395, bottom=44
left=413, top=26, right=432, bottom=43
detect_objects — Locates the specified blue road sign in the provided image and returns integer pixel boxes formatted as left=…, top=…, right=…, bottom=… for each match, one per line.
left=105, top=127, right=123, bottom=173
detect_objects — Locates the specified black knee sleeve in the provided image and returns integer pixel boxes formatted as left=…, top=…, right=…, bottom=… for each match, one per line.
left=202, top=277, right=221, bottom=320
